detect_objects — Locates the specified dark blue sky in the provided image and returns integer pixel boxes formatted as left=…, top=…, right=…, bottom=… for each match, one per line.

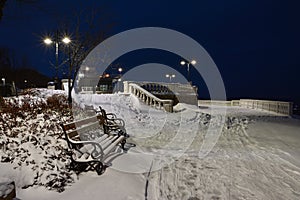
left=0, top=0, right=299, bottom=102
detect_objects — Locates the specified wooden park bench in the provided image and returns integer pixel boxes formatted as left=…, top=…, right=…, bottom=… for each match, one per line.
left=97, top=106, right=127, bottom=135
left=60, top=114, right=128, bottom=175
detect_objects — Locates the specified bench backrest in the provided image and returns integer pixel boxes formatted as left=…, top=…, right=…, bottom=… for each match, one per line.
left=60, top=115, right=105, bottom=148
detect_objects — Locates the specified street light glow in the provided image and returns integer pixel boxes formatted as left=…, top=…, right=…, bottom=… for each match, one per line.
left=44, top=38, right=53, bottom=45
left=118, top=67, right=123, bottom=73
left=62, top=37, right=71, bottom=44
left=166, top=74, right=176, bottom=82
left=180, top=59, right=196, bottom=83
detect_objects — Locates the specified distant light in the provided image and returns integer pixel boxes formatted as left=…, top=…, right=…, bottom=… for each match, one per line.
left=44, top=38, right=53, bottom=45
left=118, top=67, right=123, bottom=73
left=85, top=67, right=90, bottom=71
left=191, top=60, right=197, bottom=65
left=78, top=72, right=84, bottom=78
left=166, top=74, right=176, bottom=78
left=62, top=37, right=71, bottom=44
left=180, top=61, right=186, bottom=65
left=24, top=80, right=27, bottom=83
left=105, top=74, right=110, bottom=78
left=118, top=78, right=122, bottom=82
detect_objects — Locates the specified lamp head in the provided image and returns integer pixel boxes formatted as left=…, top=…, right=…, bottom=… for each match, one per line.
left=44, top=38, right=53, bottom=45
left=191, top=60, right=197, bottom=65
left=62, top=37, right=71, bottom=44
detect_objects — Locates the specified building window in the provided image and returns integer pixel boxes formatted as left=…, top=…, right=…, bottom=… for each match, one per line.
left=99, top=84, right=108, bottom=91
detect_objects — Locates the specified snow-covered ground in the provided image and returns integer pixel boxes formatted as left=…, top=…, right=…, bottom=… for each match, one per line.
left=1, top=89, right=300, bottom=199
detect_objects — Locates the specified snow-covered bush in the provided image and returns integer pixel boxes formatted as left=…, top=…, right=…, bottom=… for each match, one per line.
left=0, top=89, right=77, bottom=192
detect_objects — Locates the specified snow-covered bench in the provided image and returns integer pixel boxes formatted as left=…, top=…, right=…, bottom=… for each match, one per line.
left=60, top=115, right=127, bottom=175
left=97, top=106, right=127, bottom=135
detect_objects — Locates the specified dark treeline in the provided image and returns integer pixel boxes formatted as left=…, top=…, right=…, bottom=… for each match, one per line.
left=0, top=47, right=50, bottom=89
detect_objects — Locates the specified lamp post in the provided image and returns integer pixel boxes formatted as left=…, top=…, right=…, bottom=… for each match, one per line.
left=165, top=74, right=175, bottom=82
left=1, top=78, right=5, bottom=85
left=117, top=68, right=123, bottom=92
left=180, top=59, right=196, bottom=83
left=44, top=33, right=71, bottom=89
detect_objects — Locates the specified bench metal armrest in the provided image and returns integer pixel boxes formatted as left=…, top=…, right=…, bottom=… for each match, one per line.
left=106, top=118, right=125, bottom=127
left=106, top=113, right=117, bottom=119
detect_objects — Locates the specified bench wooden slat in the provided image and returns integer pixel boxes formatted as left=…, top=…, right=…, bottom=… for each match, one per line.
left=101, top=135, right=119, bottom=150
left=103, top=136, right=125, bottom=155
left=76, top=121, right=101, bottom=131
left=95, top=134, right=109, bottom=143
left=99, top=135, right=116, bottom=147
left=63, top=115, right=103, bottom=130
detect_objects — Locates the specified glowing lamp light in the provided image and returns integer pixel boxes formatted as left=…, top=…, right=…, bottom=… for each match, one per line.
left=62, top=37, right=71, bottom=44
left=180, top=61, right=186, bottom=65
left=44, top=38, right=53, bottom=45
left=191, top=60, right=197, bottom=65
left=166, top=74, right=175, bottom=78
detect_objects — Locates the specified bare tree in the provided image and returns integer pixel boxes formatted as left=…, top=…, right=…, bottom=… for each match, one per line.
left=60, top=7, right=115, bottom=104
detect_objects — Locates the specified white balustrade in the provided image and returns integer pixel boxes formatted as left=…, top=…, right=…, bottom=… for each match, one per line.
left=126, top=82, right=173, bottom=112
left=198, top=99, right=293, bottom=116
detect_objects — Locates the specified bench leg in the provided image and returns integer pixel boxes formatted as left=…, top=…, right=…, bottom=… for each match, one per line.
left=95, top=162, right=105, bottom=175
left=70, top=160, right=89, bottom=174
left=70, top=159, right=105, bottom=175
left=121, top=139, right=126, bottom=150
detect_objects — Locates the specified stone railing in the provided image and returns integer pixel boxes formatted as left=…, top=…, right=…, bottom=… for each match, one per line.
left=80, top=86, right=94, bottom=94
left=124, top=81, right=198, bottom=106
left=198, top=100, right=232, bottom=106
left=239, top=99, right=293, bottom=116
left=126, top=82, right=174, bottom=112
left=198, top=99, right=293, bottom=116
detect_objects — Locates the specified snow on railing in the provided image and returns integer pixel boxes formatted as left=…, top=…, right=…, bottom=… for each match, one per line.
left=239, top=99, right=293, bottom=116
left=126, top=82, right=174, bottom=112
left=198, top=99, right=293, bottom=116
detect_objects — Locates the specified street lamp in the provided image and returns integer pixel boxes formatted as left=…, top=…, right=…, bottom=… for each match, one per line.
left=165, top=74, right=176, bottom=82
left=44, top=33, right=71, bottom=89
left=180, top=59, right=196, bottom=83
left=117, top=68, right=123, bottom=92
left=1, top=78, right=5, bottom=85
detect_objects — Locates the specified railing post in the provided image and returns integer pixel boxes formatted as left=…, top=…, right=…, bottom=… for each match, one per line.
left=163, top=101, right=173, bottom=112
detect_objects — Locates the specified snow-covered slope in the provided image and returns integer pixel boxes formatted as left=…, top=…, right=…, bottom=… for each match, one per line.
left=1, top=89, right=300, bottom=200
